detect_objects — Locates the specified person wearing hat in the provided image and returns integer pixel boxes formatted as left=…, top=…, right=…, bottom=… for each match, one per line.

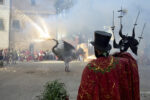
left=77, top=31, right=140, bottom=100
left=0, top=49, right=3, bottom=66
left=112, top=24, right=140, bottom=100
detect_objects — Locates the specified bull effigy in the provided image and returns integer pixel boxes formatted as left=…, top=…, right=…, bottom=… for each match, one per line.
left=50, top=39, right=85, bottom=72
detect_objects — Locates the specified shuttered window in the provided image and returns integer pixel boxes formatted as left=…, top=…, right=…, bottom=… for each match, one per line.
left=12, top=20, right=20, bottom=30
left=0, top=0, right=4, bottom=5
left=0, top=19, right=5, bottom=31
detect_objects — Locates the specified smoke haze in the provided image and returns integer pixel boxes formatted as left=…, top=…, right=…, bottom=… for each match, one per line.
left=15, top=0, right=149, bottom=60
left=44, top=0, right=149, bottom=54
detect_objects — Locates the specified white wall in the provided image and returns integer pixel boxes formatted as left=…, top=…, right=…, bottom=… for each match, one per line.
left=0, top=0, right=10, bottom=49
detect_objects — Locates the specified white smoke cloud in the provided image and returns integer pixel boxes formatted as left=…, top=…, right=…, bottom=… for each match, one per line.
left=44, top=0, right=149, bottom=40
left=17, top=0, right=150, bottom=59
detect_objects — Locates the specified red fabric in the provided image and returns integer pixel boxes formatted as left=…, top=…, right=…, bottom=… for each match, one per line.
left=26, top=50, right=31, bottom=61
left=112, top=52, right=140, bottom=100
left=77, top=54, right=140, bottom=100
left=38, top=50, right=44, bottom=61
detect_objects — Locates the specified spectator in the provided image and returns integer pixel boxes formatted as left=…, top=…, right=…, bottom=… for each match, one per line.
left=77, top=31, right=140, bottom=100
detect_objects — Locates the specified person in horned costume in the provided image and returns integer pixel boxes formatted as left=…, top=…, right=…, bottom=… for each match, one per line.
left=113, top=24, right=139, bottom=55
left=77, top=31, right=140, bottom=100
left=112, top=23, right=140, bottom=100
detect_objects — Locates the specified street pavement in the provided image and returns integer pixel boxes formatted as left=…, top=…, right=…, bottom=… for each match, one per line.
left=0, top=61, right=150, bottom=100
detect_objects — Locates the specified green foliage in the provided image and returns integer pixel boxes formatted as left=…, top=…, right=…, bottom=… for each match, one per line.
left=37, top=80, right=69, bottom=100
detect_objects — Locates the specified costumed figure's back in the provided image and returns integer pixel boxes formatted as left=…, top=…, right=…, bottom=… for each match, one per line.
left=112, top=13, right=140, bottom=99
left=78, top=55, right=136, bottom=100
left=77, top=31, right=140, bottom=100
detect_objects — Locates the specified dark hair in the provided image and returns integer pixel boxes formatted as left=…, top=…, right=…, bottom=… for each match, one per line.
left=94, top=48, right=109, bottom=58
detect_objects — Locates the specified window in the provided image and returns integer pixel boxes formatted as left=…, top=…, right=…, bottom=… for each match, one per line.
left=0, top=0, right=4, bottom=5
left=0, top=19, right=4, bottom=31
left=31, top=0, right=36, bottom=6
left=12, top=20, right=20, bottom=30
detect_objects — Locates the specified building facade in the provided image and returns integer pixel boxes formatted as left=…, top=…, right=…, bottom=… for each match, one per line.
left=0, top=0, right=74, bottom=50
left=10, top=0, right=57, bottom=50
left=0, top=0, right=10, bottom=49
left=10, top=0, right=73, bottom=50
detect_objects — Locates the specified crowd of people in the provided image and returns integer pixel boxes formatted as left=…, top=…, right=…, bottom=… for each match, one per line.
left=0, top=48, right=58, bottom=66
left=0, top=48, right=85, bottom=67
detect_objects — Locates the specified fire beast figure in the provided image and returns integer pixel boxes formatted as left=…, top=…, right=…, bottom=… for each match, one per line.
left=50, top=39, right=83, bottom=72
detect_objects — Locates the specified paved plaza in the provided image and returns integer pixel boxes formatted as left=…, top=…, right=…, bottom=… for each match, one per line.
left=0, top=61, right=150, bottom=100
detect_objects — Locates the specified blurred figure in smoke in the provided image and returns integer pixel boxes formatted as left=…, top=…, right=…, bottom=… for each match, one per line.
left=34, top=50, right=39, bottom=61
left=9, top=48, right=14, bottom=64
left=29, top=43, right=34, bottom=60
left=3, top=49, right=9, bottom=64
left=76, top=47, right=85, bottom=61
left=0, top=49, right=3, bottom=66
left=17, top=49, right=21, bottom=61
left=77, top=31, right=140, bottom=100
left=12, top=49, right=18, bottom=64
left=49, top=50, right=55, bottom=60
left=25, top=49, right=30, bottom=62
left=20, top=50, right=25, bottom=62
left=38, top=49, right=44, bottom=61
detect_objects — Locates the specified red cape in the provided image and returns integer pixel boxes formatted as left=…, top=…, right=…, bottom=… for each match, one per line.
left=112, top=52, right=140, bottom=100
left=77, top=53, right=140, bottom=100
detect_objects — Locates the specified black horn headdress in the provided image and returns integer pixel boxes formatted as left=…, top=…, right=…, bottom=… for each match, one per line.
left=112, top=10, right=140, bottom=55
